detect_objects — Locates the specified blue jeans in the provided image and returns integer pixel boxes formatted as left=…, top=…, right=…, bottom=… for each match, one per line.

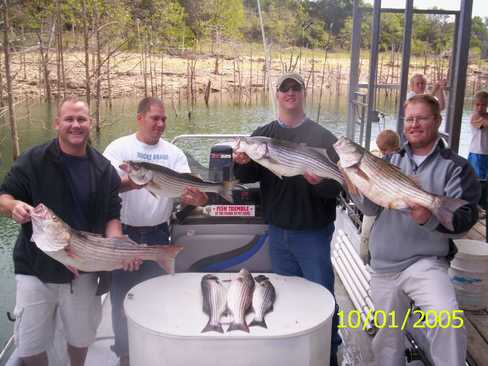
left=111, top=223, right=169, bottom=356
left=268, top=223, right=341, bottom=357
left=468, top=152, right=488, bottom=179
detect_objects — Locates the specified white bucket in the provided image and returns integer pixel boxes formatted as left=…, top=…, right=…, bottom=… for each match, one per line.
left=449, top=239, right=488, bottom=310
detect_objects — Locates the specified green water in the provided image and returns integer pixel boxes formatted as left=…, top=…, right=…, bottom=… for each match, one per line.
left=0, top=93, right=352, bottom=348
left=0, top=92, right=474, bottom=348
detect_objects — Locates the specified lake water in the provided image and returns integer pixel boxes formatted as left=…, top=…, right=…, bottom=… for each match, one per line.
left=0, top=92, right=475, bottom=348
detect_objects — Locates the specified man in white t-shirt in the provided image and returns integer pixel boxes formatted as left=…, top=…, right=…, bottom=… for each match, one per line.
left=103, top=97, right=207, bottom=365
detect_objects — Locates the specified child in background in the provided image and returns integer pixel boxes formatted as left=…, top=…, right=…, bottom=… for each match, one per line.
left=406, top=73, right=447, bottom=111
left=468, top=91, right=488, bottom=179
left=360, top=129, right=401, bottom=263
left=375, top=129, right=401, bottom=157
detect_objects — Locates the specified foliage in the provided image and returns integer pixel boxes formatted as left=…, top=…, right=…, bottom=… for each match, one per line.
left=471, top=16, right=488, bottom=58
left=180, top=0, right=245, bottom=41
left=4, top=0, right=488, bottom=59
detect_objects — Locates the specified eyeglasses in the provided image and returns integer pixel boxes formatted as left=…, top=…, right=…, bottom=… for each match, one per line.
left=278, top=84, right=303, bottom=93
left=404, top=115, right=434, bottom=125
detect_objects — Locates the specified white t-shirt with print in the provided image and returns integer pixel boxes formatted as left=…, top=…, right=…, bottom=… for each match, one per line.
left=104, top=133, right=190, bottom=226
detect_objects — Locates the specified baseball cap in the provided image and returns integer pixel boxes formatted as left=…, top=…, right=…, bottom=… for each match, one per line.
left=276, top=73, right=305, bottom=91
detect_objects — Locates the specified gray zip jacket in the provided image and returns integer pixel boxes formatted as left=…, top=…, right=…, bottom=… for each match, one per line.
left=353, top=138, right=480, bottom=273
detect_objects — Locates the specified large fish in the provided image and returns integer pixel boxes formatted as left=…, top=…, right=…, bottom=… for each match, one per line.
left=333, top=136, right=467, bottom=231
left=226, top=268, right=255, bottom=333
left=120, top=161, right=234, bottom=203
left=235, top=136, right=344, bottom=185
left=249, top=275, right=276, bottom=328
left=30, top=204, right=182, bottom=273
left=201, top=274, right=227, bottom=333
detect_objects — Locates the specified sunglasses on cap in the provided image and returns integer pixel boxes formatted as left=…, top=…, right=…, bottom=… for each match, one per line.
left=278, top=83, right=303, bottom=93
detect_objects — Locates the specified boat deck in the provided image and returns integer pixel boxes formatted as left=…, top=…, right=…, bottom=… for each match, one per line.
left=463, top=211, right=488, bottom=366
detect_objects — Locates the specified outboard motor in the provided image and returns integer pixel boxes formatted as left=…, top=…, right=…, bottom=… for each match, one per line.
left=208, top=144, right=233, bottom=183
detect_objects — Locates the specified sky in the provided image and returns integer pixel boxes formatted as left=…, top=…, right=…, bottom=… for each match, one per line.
left=365, top=0, right=488, bottom=19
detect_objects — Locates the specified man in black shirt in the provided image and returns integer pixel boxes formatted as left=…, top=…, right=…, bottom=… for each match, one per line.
left=233, top=73, right=342, bottom=365
left=0, top=97, right=134, bottom=366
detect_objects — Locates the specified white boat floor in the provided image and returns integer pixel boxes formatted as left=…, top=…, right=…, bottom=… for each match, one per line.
left=4, top=296, right=118, bottom=366
left=85, top=296, right=119, bottom=366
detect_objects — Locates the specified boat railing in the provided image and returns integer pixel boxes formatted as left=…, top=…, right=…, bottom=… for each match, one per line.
left=0, top=335, right=15, bottom=366
left=171, top=134, right=249, bottom=145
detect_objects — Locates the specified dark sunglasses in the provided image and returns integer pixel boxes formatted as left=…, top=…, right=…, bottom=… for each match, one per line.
left=278, top=83, right=303, bottom=92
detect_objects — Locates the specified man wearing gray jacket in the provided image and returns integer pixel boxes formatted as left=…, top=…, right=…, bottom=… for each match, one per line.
left=350, top=94, right=480, bottom=366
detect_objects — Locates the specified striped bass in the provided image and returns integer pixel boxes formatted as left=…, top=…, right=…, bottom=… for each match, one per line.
left=30, top=204, right=182, bottom=273
left=235, top=136, right=344, bottom=185
left=249, top=275, right=276, bottom=328
left=201, top=274, right=227, bottom=333
left=226, top=268, right=255, bottom=333
left=333, top=136, right=467, bottom=231
left=120, top=161, right=234, bottom=203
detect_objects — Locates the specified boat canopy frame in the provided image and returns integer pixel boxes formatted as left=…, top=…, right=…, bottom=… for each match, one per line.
left=346, top=0, right=473, bottom=152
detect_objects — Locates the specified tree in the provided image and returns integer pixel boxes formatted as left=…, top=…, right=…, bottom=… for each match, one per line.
left=180, top=0, right=245, bottom=42
left=471, top=16, right=488, bottom=58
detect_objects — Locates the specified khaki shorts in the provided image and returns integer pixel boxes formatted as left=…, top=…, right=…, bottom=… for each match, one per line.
left=14, top=274, right=102, bottom=357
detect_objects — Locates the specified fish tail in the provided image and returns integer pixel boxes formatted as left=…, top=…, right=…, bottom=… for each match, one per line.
left=433, top=196, right=468, bottom=231
left=227, top=321, right=249, bottom=333
left=156, top=245, right=184, bottom=274
left=201, top=321, right=224, bottom=334
left=249, top=318, right=267, bottom=328
left=219, top=180, right=236, bottom=203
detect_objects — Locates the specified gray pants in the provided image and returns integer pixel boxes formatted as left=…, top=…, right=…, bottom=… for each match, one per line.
left=371, top=257, right=466, bottom=366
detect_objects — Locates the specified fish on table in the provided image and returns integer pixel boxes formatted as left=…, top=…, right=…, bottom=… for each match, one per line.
left=120, top=160, right=235, bottom=203
left=333, top=136, right=467, bottom=231
left=234, top=136, right=344, bottom=185
left=226, top=268, right=255, bottom=333
left=249, top=275, right=276, bottom=328
left=30, top=203, right=182, bottom=274
left=201, top=274, right=227, bottom=333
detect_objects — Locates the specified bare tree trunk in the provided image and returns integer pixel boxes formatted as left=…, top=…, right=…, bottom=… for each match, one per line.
left=21, top=25, right=27, bottom=80
left=107, top=47, right=112, bottom=109
left=38, top=51, right=42, bottom=102
left=316, top=44, right=331, bottom=123
left=0, top=51, right=4, bottom=108
left=249, top=46, right=253, bottom=105
left=204, top=80, right=211, bottom=107
left=143, top=34, right=148, bottom=97
left=2, top=1, right=20, bottom=160
left=81, top=0, right=91, bottom=106
left=37, top=30, right=52, bottom=106
left=55, top=0, right=64, bottom=100
left=94, top=2, right=101, bottom=133
left=160, top=51, right=164, bottom=99
left=148, top=35, right=154, bottom=96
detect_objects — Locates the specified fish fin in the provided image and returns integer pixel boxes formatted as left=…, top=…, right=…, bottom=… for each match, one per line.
left=64, top=245, right=79, bottom=259
left=432, top=196, right=468, bottom=231
left=254, top=275, right=269, bottom=282
left=266, top=164, right=284, bottom=179
left=356, top=167, right=370, bottom=181
left=179, top=172, right=205, bottom=182
left=227, top=321, right=250, bottom=333
left=311, top=146, right=333, bottom=160
left=201, top=322, right=224, bottom=334
left=75, top=230, right=101, bottom=239
left=395, top=206, right=412, bottom=214
left=408, top=174, right=423, bottom=188
left=219, top=180, right=237, bottom=203
left=119, top=162, right=130, bottom=173
left=144, top=183, right=160, bottom=199
left=156, top=244, right=184, bottom=274
left=249, top=319, right=267, bottom=328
